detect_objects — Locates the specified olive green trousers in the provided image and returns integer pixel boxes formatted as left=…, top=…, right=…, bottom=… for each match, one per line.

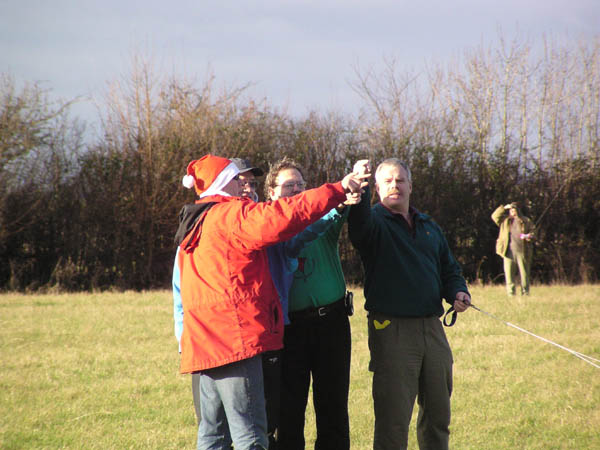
left=368, top=313, right=453, bottom=450
left=503, top=249, right=531, bottom=295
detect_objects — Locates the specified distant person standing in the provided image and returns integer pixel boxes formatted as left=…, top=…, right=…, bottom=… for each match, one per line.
left=492, top=202, right=535, bottom=296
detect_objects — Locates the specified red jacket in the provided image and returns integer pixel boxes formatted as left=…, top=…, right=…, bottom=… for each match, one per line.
left=178, top=182, right=346, bottom=373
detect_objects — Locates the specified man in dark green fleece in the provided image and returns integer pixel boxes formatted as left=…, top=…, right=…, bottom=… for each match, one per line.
left=348, top=158, right=471, bottom=450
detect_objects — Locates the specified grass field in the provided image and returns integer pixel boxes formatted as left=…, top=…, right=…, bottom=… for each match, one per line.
left=1, top=284, right=599, bottom=449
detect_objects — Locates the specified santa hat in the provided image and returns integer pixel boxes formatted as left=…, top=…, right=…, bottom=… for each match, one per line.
left=182, top=155, right=240, bottom=198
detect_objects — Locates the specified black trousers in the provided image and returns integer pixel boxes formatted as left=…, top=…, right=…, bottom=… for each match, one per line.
left=262, top=350, right=282, bottom=449
left=278, top=309, right=351, bottom=450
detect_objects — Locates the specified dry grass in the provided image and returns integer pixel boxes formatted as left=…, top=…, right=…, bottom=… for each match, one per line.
left=1, top=285, right=599, bottom=449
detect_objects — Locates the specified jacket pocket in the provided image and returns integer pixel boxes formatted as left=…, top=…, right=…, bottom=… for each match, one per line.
left=271, top=301, right=282, bottom=334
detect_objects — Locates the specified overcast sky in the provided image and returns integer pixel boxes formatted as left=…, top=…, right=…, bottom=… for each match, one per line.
left=2, top=0, right=599, bottom=134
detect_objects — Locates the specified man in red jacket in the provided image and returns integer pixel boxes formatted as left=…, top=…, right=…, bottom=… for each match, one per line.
left=175, top=155, right=368, bottom=450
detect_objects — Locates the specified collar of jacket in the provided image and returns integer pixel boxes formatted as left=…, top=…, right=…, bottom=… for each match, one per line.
left=174, top=202, right=217, bottom=247
left=377, top=203, right=429, bottom=224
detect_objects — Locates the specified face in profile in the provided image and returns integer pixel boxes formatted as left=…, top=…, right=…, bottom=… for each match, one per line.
left=221, top=175, right=242, bottom=197
left=239, top=172, right=258, bottom=201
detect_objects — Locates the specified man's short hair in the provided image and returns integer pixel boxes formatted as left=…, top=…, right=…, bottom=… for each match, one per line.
left=375, top=158, right=412, bottom=184
left=264, top=157, right=306, bottom=198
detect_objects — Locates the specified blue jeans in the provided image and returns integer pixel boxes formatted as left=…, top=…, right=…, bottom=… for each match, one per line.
left=197, top=355, right=268, bottom=450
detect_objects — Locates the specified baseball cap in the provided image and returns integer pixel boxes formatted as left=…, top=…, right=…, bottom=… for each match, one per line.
left=230, top=158, right=264, bottom=177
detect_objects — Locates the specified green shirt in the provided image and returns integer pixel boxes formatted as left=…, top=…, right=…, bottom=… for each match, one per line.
left=288, top=208, right=348, bottom=311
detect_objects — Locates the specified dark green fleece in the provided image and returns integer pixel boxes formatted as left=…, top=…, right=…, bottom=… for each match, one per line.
left=348, top=186, right=468, bottom=317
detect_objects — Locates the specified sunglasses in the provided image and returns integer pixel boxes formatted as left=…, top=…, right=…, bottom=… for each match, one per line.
left=240, top=180, right=258, bottom=188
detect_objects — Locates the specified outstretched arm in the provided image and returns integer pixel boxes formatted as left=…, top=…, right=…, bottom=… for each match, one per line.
left=227, top=170, right=370, bottom=250
left=284, top=208, right=344, bottom=259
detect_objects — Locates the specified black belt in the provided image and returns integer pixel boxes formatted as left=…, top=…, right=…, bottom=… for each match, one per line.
left=288, top=297, right=346, bottom=322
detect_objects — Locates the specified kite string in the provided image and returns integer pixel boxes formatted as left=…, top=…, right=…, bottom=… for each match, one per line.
left=469, top=304, right=600, bottom=369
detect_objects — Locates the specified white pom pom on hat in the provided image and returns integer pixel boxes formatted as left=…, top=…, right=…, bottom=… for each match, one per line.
left=183, top=155, right=233, bottom=196
left=182, top=174, right=195, bottom=189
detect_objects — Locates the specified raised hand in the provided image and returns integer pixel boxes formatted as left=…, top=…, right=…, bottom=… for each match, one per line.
left=353, top=159, right=371, bottom=176
left=341, top=171, right=371, bottom=194
left=343, top=191, right=362, bottom=206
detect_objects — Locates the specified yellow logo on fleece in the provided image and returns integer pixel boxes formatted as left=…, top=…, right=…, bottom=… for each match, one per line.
left=373, top=319, right=391, bottom=330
